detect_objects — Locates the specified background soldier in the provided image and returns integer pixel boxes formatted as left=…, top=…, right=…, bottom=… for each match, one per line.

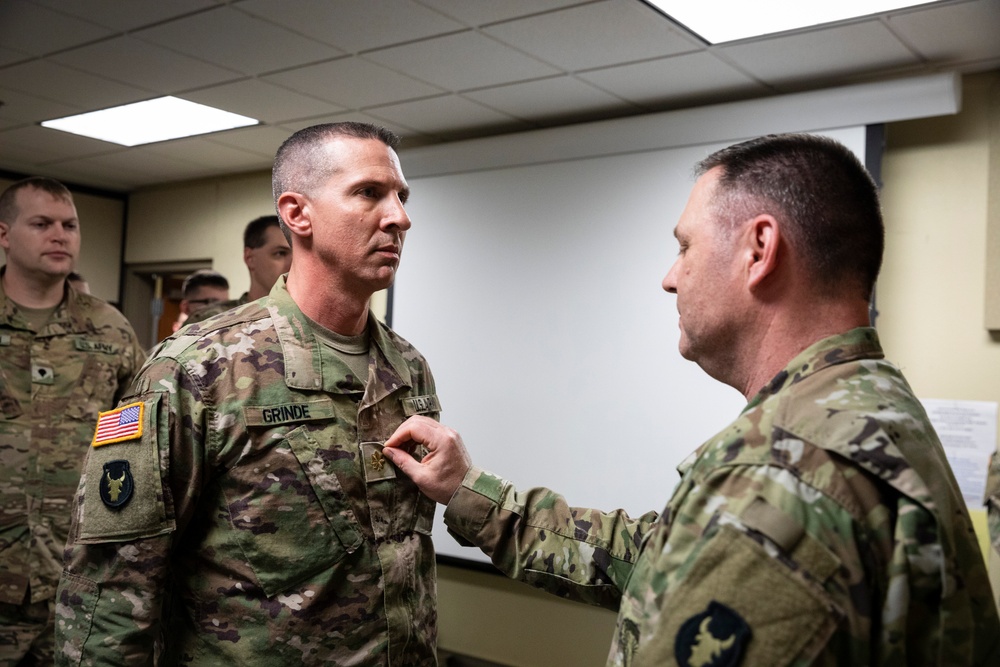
left=184, top=215, right=292, bottom=326
left=0, top=177, right=145, bottom=664
left=57, top=123, right=442, bottom=665
left=384, top=134, right=1000, bottom=665
left=171, top=269, right=229, bottom=333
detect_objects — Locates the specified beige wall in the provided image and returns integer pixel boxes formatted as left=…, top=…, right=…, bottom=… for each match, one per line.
left=878, top=68, right=1000, bottom=608
left=125, top=172, right=390, bottom=320
left=126, top=172, right=273, bottom=297
left=0, top=178, right=126, bottom=303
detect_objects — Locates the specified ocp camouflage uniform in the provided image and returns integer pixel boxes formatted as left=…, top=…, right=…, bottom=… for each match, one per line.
left=444, top=328, right=1000, bottom=666
left=986, top=448, right=1000, bottom=612
left=0, top=273, right=146, bottom=662
left=55, top=277, right=441, bottom=666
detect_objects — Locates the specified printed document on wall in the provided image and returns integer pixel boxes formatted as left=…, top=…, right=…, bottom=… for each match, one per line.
left=921, top=399, right=998, bottom=507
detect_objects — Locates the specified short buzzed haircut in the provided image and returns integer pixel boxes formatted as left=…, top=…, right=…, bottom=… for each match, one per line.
left=0, top=177, right=73, bottom=224
left=244, top=215, right=281, bottom=250
left=271, top=122, right=400, bottom=239
left=698, top=133, right=883, bottom=300
left=182, top=269, right=229, bottom=299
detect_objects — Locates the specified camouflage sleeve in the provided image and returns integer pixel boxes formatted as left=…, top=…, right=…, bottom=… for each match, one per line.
left=56, top=356, right=205, bottom=666
left=987, top=450, right=1000, bottom=554
left=114, top=327, right=148, bottom=405
left=442, top=466, right=658, bottom=609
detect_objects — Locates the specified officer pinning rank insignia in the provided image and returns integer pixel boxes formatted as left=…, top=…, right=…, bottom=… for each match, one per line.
left=99, top=460, right=134, bottom=510
left=675, top=601, right=751, bottom=667
left=92, top=402, right=144, bottom=447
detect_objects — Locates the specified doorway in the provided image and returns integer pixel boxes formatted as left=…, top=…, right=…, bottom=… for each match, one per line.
left=122, top=260, right=213, bottom=350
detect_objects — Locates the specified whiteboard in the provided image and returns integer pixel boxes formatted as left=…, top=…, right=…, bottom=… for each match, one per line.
left=393, top=127, right=868, bottom=565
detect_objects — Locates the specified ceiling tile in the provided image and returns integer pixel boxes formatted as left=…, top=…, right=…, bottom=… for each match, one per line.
left=464, top=75, right=637, bottom=124
left=579, top=51, right=768, bottom=108
left=32, top=0, right=217, bottom=31
left=263, top=57, right=444, bottom=108
left=366, top=31, right=561, bottom=91
left=888, top=0, right=1000, bottom=65
left=141, top=136, right=273, bottom=172
left=135, top=6, right=343, bottom=75
left=0, top=86, right=83, bottom=124
left=719, top=21, right=919, bottom=85
left=203, top=125, right=293, bottom=158
left=275, top=111, right=430, bottom=144
left=237, top=0, right=464, bottom=52
left=0, top=131, right=78, bottom=167
left=484, top=0, right=700, bottom=71
left=414, top=0, right=587, bottom=26
left=181, top=80, right=344, bottom=123
left=0, top=60, right=149, bottom=112
left=0, top=0, right=113, bottom=56
left=367, top=95, right=531, bottom=138
left=52, top=150, right=216, bottom=189
left=0, top=46, right=30, bottom=68
left=50, top=36, right=242, bottom=94
left=0, top=124, right=123, bottom=161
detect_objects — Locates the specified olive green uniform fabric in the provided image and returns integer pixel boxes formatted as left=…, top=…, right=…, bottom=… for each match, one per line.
left=986, top=448, right=1000, bottom=612
left=444, top=328, right=1000, bottom=666
left=182, top=291, right=248, bottom=326
left=55, top=278, right=441, bottom=666
left=0, top=272, right=146, bottom=661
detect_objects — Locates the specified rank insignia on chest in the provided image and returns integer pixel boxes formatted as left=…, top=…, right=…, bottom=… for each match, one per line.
left=100, top=460, right=134, bottom=510
left=361, top=441, right=396, bottom=483
left=31, top=363, right=55, bottom=385
left=93, top=402, right=144, bottom=446
left=675, top=601, right=751, bottom=667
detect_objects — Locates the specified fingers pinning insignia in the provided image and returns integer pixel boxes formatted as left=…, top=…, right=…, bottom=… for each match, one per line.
left=675, top=601, right=751, bottom=667
left=100, top=460, right=135, bottom=510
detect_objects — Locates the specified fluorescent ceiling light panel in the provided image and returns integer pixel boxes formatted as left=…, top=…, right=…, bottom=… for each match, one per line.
left=646, top=0, right=943, bottom=44
left=41, top=96, right=258, bottom=146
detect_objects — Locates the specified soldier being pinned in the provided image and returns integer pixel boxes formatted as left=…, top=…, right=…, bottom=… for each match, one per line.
left=55, top=123, right=443, bottom=666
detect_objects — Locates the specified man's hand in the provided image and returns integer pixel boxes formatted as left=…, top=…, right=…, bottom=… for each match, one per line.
left=382, top=416, right=472, bottom=505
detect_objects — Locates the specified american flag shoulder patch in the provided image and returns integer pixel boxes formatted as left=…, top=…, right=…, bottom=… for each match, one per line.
left=92, top=402, right=144, bottom=447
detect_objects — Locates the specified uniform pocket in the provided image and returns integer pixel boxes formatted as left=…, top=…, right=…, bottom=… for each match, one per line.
left=226, top=426, right=363, bottom=598
left=633, top=525, right=842, bottom=666
left=64, top=354, right=122, bottom=422
left=54, top=572, right=99, bottom=667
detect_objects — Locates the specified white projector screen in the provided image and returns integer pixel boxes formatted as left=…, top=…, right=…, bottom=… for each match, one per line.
left=393, top=127, right=868, bottom=566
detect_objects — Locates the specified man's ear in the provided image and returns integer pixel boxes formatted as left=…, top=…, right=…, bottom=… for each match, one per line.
left=179, top=299, right=191, bottom=316
left=243, top=245, right=254, bottom=268
left=0, top=222, right=9, bottom=252
left=277, top=192, right=312, bottom=240
left=746, top=214, right=780, bottom=290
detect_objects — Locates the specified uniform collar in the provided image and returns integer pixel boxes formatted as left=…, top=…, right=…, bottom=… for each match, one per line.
left=0, top=265, right=89, bottom=334
left=267, top=276, right=412, bottom=396
left=743, top=327, right=883, bottom=413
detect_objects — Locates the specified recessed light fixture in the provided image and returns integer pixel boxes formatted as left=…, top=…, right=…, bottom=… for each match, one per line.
left=644, top=0, right=943, bottom=44
left=41, top=96, right=258, bottom=147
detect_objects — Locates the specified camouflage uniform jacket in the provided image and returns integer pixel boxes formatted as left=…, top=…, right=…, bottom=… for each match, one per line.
left=0, top=273, right=145, bottom=607
left=444, top=328, right=1000, bottom=666
left=56, top=278, right=441, bottom=666
left=986, top=446, right=1000, bottom=612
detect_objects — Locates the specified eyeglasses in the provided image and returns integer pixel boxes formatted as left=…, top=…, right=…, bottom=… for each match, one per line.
left=185, top=298, right=222, bottom=306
